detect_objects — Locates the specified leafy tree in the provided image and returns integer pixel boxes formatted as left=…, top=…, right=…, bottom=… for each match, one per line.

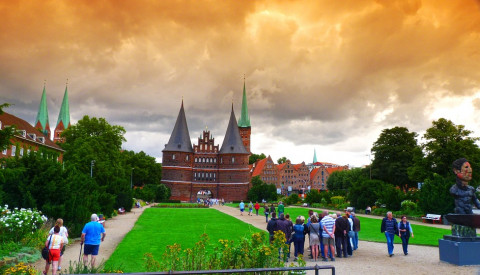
left=371, top=127, right=419, bottom=191
left=285, top=193, right=300, bottom=205
left=305, top=189, right=322, bottom=205
left=327, top=168, right=367, bottom=191
left=277, top=157, right=287, bottom=164
left=0, top=103, right=15, bottom=151
left=121, top=150, right=162, bottom=187
left=249, top=153, right=266, bottom=165
left=61, top=116, right=131, bottom=215
left=374, top=183, right=405, bottom=211
left=248, top=176, right=277, bottom=202
left=347, top=179, right=384, bottom=210
left=409, top=118, right=480, bottom=184
left=418, top=174, right=455, bottom=215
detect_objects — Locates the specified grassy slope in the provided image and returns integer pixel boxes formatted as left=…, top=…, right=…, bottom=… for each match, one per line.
left=105, top=208, right=262, bottom=272
left=227, top=204, right=450, bottom=246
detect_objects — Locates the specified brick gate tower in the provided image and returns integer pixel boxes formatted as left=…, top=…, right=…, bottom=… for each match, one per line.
left=162, top=85, right=251, bottom=202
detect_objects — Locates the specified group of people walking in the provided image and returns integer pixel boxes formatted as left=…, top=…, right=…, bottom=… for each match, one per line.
left=43, top=213, right=106, bottom=275
left=381, top=211, right=414, bottom=256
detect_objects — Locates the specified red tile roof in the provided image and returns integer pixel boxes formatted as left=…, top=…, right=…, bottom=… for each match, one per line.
left=326, top=166, right=346, bottom=174
left=0, top=112, right=63, bottom=151
left=252, top=158, right=268, bottom=177
left=276, top=162, right=287, bottom=171
left=310, top=167, right=320, bottom=180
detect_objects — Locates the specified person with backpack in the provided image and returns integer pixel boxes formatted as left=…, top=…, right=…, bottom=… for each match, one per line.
left=263, top=204, right=270, bottom=223
left=398, top=215, right=414, bottom=255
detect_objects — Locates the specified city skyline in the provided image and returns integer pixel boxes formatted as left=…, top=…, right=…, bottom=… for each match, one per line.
left=2, top=0, right=480, bottom=167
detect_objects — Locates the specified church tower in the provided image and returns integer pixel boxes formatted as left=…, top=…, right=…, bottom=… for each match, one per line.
left=238, top=81, right=251, bottom=154
left=34, top=84, right=51, bottom=139
left=54, top=85, right=70, bottom=143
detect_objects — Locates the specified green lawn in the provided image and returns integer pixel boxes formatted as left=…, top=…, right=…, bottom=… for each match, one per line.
left=105, top=208, right=262, bottom=272
left=227, top=204, right=451, bottom=246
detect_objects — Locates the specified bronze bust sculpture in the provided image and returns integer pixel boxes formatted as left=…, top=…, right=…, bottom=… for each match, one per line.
left=450, top=158, right=480, bottom=214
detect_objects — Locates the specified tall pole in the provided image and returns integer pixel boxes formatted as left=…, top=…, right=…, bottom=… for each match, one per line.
left=366, top=154, right=371, bottom=180
left=90, top=160, right=95, bottom=178
left=131, top=168, right=135, bottom=189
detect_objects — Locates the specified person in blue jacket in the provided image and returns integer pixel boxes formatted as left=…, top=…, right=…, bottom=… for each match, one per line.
left=398, top=215, right=414, bottom=255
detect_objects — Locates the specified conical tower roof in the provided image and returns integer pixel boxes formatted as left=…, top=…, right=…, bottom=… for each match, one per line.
left=163, top=101, right=193, bottom=152
left=220, top=105, right=249, bottom=154
left=313, top=148, right=317, bottom=163
left=35, top=84, right=50, bottom=135
left=56, top=85, right=70, bottom=128
left=238, top=81, right=251, bottom=127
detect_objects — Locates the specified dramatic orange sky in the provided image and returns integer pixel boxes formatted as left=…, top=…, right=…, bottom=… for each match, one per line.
left=2, top=0, right=480, bottom=167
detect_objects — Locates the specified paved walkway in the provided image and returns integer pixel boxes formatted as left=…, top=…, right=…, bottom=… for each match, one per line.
left=33, top=204, right=479, bottom=275
left=212, top=205, right=479, bottom=275
left=33, top=206, right=149, bottom=273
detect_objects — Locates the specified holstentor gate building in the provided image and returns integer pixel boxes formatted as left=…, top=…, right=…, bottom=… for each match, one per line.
left=161, top=83, right=252, bottom=201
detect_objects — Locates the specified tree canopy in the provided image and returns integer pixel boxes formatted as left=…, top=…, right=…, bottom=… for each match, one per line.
left=0, top=103, right=15, bottom=151
left=371, top=126, right=419, bottom=191
left=249, top=153, right=266, bottom=165
left=277, top=157, right=287, bottom=164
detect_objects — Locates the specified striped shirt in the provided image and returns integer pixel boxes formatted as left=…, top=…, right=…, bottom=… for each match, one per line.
left=321, top=216, right=335, bottom=238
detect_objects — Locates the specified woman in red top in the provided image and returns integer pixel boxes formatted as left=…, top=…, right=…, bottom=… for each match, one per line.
left=254, top=202, right=260, bottom=216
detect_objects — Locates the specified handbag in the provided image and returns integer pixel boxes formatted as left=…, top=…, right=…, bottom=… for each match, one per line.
left=42, top=235, right=53, bottom=261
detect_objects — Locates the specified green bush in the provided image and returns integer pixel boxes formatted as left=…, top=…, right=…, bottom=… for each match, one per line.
left=285, top=194, right=301, bottom=205
left=330, top=196, right=345, bottom=207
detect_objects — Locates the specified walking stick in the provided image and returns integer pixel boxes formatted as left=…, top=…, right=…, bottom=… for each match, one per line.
left=78, top=242, right=83, bottom=263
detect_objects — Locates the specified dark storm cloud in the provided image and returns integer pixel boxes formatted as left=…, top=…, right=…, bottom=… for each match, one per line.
left=2, top=0, right=480, bottom=163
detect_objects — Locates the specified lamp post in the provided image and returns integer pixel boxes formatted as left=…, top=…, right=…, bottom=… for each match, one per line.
left=366, top=154, right=371, bottom=180
left=130, top=168, right=135, bottom=189
left=90, top=160, right=95, bottom=178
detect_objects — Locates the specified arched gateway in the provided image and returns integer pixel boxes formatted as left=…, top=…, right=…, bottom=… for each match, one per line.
left=161, top=83, right=252, bottom=202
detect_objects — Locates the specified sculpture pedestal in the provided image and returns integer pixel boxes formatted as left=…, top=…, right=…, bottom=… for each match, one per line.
left=439, top=238, right=480, bottom=265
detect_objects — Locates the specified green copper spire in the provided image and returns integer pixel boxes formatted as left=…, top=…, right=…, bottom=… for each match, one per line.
left=35, top=84, right=50, bottom=134
left=238, top=80, right=251, bottom=127
left=56, top=85, right=70, bottom=128
left=313, top=148, right=318, bottom=163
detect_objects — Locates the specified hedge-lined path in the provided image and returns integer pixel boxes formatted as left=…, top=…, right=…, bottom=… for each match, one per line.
left=212, top=204, right=479, bottom=275
left=32, top=205, right=150, bottom=273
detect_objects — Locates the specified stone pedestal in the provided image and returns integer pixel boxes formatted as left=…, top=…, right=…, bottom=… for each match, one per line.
left=439, top=238, right=480, bottom=265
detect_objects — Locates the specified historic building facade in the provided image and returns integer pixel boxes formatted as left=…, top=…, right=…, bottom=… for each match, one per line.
left=162, top=84, right=252, bottom=202
left=251, top=155, right=279, bottom=186
left=0, top=112, right=64, bottom=161
left=1, top=84, right=70, bottom=162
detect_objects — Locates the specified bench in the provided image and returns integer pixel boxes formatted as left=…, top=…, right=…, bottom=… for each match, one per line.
left=422, top=214, right=441, bottom=224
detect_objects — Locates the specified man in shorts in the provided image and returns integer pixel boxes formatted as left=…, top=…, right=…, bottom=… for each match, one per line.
left=81, top=214, right=106, bottom=268
left=239, top=200, right=245, bottom=215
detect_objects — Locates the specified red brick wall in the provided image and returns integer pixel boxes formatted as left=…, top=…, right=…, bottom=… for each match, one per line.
left=238, top=127, right=251, bottom=154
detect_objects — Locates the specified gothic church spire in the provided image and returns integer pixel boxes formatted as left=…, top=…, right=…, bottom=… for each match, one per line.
left=238, top=80, right=251, bottom=127
left=35, top=83, right=51, bottom=139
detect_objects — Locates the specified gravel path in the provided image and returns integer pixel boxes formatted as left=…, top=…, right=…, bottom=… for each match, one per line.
left=32, top=204, right=479, bottom=274
left=212, top=205, right=480, bottom=275
left=33, top=206, right=149, bottom=273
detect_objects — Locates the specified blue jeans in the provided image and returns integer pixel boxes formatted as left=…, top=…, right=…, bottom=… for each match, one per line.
left=385, top=232, right=395, bottom=255
left=401, top=234, right=409, bottom=254
left=293, top=238, right=304, bottom=257
left=353, top=231, right=359, bottom=250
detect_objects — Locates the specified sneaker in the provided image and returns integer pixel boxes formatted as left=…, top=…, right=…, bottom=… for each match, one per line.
left=322, top=258, right=328, bottom=262
left=405, top=253, right=408, bottom=255
left=389, top=254, right=394, bottom=257
left=57, top=267, right=61, bottom=271
left=330, top=258, right=335, bottom=261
